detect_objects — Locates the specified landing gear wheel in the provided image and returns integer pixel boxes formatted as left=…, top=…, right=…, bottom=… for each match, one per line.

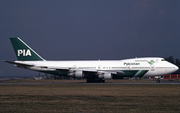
left=156, top=79, right=160, bottom=83
left=102, top=80, right=105, bottom=83
left=86, top=79, right=96, bottom=83
left=87, top=79, right=92, bottom=83
left=86, top=79, right=105, bottom=83
left=99, top=79, right=105, bottom=83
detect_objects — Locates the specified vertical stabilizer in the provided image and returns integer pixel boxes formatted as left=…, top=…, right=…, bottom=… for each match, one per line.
left=10, top=37, right=45, bottom=61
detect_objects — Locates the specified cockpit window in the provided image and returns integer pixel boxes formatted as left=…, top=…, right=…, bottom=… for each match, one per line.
left=161, top=59, right=166, bottom=61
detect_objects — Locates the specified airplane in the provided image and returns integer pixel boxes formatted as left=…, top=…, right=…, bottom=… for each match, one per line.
left=3, top=37, right=179, bottom=83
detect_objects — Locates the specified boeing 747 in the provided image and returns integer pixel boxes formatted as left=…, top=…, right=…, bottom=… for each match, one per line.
left=3, top=37, right=179, bottom=83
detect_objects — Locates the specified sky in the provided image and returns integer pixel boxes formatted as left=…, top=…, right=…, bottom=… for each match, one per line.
left=1, top=0, right=180, bottom=77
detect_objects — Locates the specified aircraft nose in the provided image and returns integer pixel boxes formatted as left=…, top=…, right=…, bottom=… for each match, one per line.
left=174, top=65, right=179, bottom=71
left=172, top=64, right=179, bottom=72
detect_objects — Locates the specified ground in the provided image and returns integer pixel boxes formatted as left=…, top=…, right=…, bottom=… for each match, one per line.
left=0, top=79, right=179, bottom=113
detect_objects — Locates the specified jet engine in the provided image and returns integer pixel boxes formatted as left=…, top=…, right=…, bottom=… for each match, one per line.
left=98, top=73, right=112, bottom=80
left=68, top=70, right=84, bottom=78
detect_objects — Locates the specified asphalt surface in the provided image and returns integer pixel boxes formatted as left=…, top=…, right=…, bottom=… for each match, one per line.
left=0, top=80, right=179, bottom=85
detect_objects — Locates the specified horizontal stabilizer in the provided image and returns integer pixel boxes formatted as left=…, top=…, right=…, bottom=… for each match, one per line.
left=3, top=60, right=34, bottom=67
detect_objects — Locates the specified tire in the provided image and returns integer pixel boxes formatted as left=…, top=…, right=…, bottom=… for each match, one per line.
left=102, top=80, right=105, bottom=83
left=156, top=79, right=160, bottom=83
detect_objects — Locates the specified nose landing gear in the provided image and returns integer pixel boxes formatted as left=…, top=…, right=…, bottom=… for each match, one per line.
left=155, top=76, right=161, bottom=83
left=156, top=78, right=160, bottom=83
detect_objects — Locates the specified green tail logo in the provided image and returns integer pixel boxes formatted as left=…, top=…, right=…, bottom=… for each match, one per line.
left=10, top=37, right=45, bottom=61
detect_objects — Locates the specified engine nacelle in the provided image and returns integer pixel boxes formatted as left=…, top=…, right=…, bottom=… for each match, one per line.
left=68, top=70, right=84, bottom=78
left=75, top=70, right=84, bottom=78
left=98, top=73, right=112, bottom=80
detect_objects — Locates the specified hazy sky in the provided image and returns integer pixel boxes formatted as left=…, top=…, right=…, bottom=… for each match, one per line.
left=1, top=0, right=180, bottom=77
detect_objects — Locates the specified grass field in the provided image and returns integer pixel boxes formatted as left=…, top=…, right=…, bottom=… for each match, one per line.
left=0, top=80, right=180, bottom=113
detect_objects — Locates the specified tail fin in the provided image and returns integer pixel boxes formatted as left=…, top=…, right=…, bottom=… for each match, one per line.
left=10, top=37, right=45, bottom=61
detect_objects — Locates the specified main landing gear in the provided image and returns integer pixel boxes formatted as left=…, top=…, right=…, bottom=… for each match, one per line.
left=86, top=79, right=105, bottom=83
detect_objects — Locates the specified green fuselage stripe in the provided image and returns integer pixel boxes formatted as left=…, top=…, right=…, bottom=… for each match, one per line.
left=135, top=70, right=148, bottom=77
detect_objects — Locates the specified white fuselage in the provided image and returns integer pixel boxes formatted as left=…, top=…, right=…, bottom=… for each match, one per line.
left=15, top=57, right=179, bottom=77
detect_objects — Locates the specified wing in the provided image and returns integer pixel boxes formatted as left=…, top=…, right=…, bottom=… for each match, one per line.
left=3, top=60, right=125, bottom=79
left=46, top=66, right=125, bottom=79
